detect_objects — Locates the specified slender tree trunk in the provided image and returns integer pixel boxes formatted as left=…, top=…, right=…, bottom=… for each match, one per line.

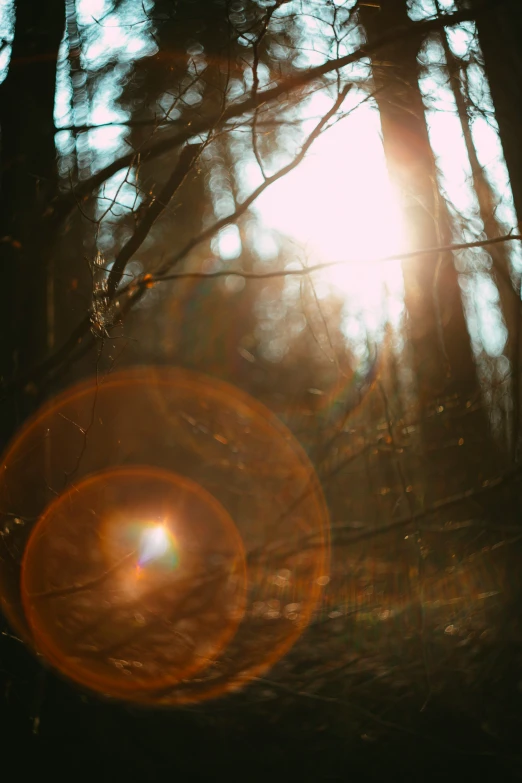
left=360, top=0, right=480, bottom=404
left=0, top=0, right=65, bottom=444
left=438, top=23, right=519, bottom=459
left=359, top=1, right=501, bottom=507
left=461, top=0, right=522, bottom=463
left=460, top=0, right=522, bottom=228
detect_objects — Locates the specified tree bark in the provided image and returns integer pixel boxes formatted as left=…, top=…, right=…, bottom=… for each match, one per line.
left=359, top=0, right=480, bottom=403
left=358, top=0, right=501, bottom=507
left=460, top=0, right=522, bottom=460
left=0, top=0, right=65, bottom=444
left=461, top=0, right=522, bottom=228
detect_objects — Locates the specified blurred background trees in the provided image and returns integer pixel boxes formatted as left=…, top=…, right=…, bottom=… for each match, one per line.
left=1, top=0, right=522, bottom=778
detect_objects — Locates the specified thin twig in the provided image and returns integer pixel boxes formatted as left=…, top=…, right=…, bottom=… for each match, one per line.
left=47, top=3, right=490, bottom=225
left=129, top=233, right=522, bottom=290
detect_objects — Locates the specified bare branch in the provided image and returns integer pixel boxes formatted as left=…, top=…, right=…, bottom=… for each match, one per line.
left=130, top=233, right=522, bottom=290
left=1, top=88, right=351, bottom=396
left=47, top=3, right=491, bottom=225
left=106, top=142, right=203, bottom=297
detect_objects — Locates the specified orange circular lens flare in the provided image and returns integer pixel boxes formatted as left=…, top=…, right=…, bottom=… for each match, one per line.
left=21, top=467, right=246, bottom=698
left=0, top=366, right=329, bottom=704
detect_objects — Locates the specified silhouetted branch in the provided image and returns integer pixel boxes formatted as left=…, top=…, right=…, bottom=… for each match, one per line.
left=47, top=3, right=493, bottom=226
left=28, top=550, right=137, bottom=599
left=127, top=233, right=522, bottom=290
left=106, top=142, right=203, bottom=297
left=258, top=465, right=522, bottom=565
left=1, top=87, right=351, bottom=397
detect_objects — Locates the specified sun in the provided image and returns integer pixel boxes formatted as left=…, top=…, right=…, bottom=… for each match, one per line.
left=251, top=91, right=407, bottom=325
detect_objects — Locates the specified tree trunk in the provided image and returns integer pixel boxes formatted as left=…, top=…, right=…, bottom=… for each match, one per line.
left=359, top=0, right=501, bottom=507
left=437, top=23, right=519, bottom=460
left=360, top=0, right=480, bottom=404
left=461, top=0, right=522, bottom=461
left=0, top=0, right=65, bottom=444
left=462, top=0, right=522, bottom=228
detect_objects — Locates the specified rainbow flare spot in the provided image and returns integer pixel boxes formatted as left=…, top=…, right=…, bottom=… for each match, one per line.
left=137, top=523, right=179, bottom=570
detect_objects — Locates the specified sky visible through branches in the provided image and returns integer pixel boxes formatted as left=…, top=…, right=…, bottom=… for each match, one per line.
left=1, top=1, right=522, bottom=768
left=1, top=0, right=518, bottom=378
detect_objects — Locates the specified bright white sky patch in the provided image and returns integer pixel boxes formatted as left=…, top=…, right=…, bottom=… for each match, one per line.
left=420, top=26, right=513, bottom=360
left=0, top=0, right=14, bottom=84
left=250, top=89, right=406, bottom=333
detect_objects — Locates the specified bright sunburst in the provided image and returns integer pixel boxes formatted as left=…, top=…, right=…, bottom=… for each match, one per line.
left=138, top=524, right=174, bottom=566
left=252, top=91, right=407, bottom=329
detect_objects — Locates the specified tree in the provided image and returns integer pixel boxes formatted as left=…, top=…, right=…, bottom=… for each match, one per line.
left=0, top=0, right=64, bottom=441
left=1, top=0, right=522, bottom=774
left=360, top=0, right=480, bottom=399
left=463, top=0, right=522, bottom=227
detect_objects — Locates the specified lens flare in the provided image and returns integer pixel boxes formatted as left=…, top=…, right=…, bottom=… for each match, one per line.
left=138, top=524, right=173, bottom=566
left=0, top=367, right=329, bottom=704
left=21, top=466, right=246, bottom=698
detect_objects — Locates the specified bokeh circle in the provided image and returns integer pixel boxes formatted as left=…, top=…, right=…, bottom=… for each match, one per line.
left=0, top=366, right=329, bottom=703
left=21, top=466, right=246, bottom=698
